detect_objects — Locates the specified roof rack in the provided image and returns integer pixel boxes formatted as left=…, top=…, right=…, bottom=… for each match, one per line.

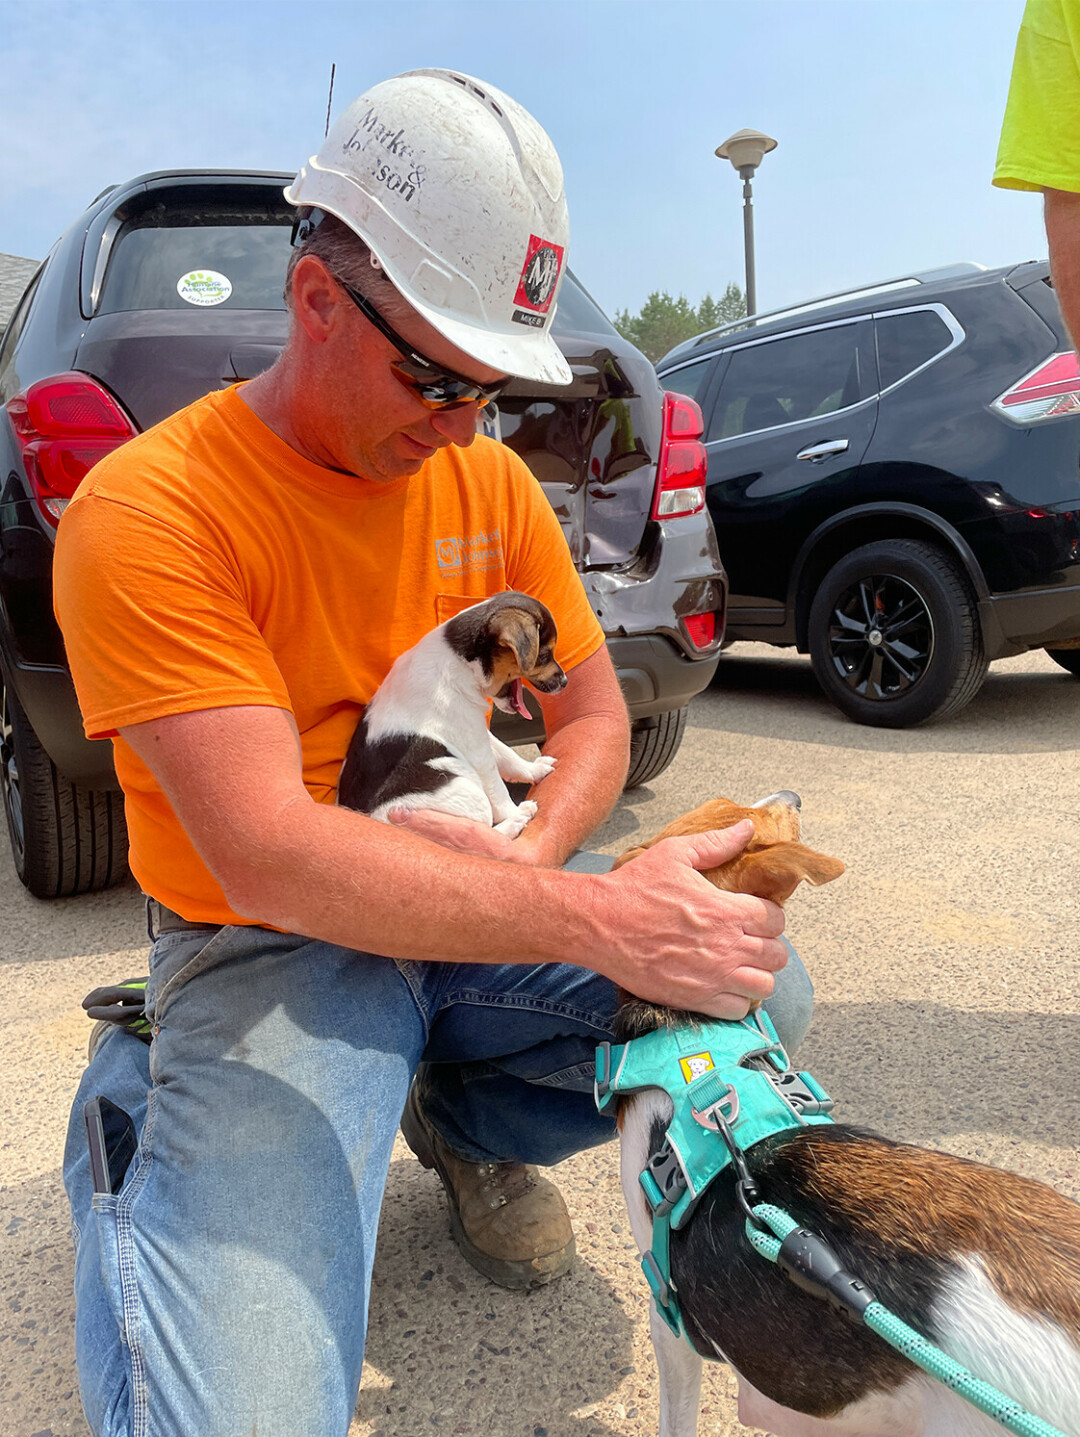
left=687, top=261, right=988, bottom=350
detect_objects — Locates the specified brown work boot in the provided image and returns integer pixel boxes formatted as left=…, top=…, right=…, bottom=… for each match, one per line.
left=400, top=1082, right=576, bottom=1290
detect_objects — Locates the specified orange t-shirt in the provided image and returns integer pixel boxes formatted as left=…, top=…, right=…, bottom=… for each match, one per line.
left=53, top=385, right=604, bottom=923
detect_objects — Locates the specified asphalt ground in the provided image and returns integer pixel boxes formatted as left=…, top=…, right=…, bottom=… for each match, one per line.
left=2, top=643, right=1078, bottom=1437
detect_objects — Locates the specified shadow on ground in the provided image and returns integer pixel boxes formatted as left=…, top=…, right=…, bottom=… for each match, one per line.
left=800, top=999, right=1080, bottom=1163
left=357, top=1154, right=633, bottom=1436
left=705, top=647, right=1080, bottom=754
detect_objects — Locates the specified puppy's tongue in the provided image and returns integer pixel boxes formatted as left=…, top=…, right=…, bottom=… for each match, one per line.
left=509, top=678, right=531, bottom=719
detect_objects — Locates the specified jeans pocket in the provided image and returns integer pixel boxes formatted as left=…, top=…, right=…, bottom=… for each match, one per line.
left=90, top=1193, right=128, bottom=1343
left=147, top=925, right=244, bottom=1027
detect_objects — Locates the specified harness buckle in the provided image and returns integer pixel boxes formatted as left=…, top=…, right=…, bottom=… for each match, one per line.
left=639, top=1141, right=687, bottom=1218
left=766, top=1068, right=834, bottom=1117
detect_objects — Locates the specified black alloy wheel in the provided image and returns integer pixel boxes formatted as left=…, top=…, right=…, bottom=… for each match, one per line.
left=824, top=573, right=933, bottom=702
left=808, top=540, right=988, bottom=728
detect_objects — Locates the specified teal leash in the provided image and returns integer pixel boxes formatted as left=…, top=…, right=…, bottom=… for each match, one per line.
left=745, top=1202, right=1072, bottom=1437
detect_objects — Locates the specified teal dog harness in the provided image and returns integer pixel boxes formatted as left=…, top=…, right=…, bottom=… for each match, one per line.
left=594, top=1010, right=834, bottom=1338
left=594, top=1015, right=1072, bottom=1437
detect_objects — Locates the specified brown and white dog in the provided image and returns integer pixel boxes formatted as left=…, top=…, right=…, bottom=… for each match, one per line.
left=337, top=592, right=566, bottom=837
left=612, top=794, right=1080, bottom=1437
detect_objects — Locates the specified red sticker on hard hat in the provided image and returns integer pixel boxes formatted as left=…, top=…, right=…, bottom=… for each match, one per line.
left=513, top=235, right=564, bottom=320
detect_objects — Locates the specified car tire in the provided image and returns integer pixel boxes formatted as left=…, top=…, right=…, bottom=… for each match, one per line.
left=1, top=668, right=129, bottom=898
left=1044, top=646, right=1080, bottom=676
left=808, top=539, right=988, bottom=728
left=625, top=707, right=688, bottom=789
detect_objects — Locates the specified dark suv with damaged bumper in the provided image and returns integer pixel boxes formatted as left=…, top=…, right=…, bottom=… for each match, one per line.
left=0, top=169, right=725, bottom=897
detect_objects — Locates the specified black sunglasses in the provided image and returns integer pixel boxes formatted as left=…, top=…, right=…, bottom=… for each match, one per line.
left=339, top=281, right=511, bottom=410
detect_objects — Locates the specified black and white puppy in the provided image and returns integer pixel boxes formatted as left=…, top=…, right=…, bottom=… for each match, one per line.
left=337, top=592, right=566, bottom=838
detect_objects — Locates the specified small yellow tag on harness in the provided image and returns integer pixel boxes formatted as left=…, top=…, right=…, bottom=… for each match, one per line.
left=679, top=1052, right=715, bottom=1083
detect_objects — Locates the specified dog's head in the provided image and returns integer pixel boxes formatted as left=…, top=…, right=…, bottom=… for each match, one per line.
left=612, top=791, right=844, bottom=904
left=613, top=793, right=844, bottom=1040
left=444, top=592, right=567, bottom=718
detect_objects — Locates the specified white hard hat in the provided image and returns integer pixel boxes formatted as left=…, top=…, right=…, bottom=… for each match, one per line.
left=285, top=69, right=573, bottom=386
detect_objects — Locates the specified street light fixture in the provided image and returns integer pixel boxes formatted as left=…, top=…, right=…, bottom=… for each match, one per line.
left=715, top=128, right=777, bottom=317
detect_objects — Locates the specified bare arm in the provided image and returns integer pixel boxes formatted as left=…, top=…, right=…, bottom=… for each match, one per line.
left=1044, top=189, right=1080, bottom=349
left=119, top=702, right=787, bottom=1017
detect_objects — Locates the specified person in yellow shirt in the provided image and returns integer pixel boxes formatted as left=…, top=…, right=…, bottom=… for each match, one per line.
left=995, top=0, right=1080, bottom=344
left=57, top=71, right=809, bottom=1437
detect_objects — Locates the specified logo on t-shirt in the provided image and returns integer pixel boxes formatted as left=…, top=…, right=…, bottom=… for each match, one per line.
left=435, top=530, right=503, bottom=573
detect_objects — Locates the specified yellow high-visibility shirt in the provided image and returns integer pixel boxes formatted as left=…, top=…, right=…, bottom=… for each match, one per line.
left=995, top=0, right=1080, bottom=193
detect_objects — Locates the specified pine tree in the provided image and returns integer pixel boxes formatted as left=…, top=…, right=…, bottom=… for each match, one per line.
left=614, top=284, right=747, bottom=363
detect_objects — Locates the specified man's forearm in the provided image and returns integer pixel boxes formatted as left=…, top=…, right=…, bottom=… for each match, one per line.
left=516, top=710, right=629, bottom=867
left=1044, top=189, right=1080, bottom=349
left=228, top=791, right=606, bottom=964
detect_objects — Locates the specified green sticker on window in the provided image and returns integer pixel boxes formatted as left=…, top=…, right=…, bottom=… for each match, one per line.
left=177, top=270, right=232, bottom=307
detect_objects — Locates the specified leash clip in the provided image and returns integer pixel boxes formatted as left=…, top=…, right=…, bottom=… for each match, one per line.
left=691, top=1082, right=741, bottom=1132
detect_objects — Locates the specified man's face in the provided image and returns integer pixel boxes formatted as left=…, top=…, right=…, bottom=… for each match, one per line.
left=294, top=257, right=510, bottom=484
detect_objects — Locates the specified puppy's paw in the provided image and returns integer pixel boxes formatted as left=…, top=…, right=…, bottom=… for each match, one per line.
left=524, top=754, right=557, bottom=783
left=494, top=800, right=538, bottom=838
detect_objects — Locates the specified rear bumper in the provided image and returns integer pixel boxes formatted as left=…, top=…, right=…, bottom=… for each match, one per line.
left=491, top=633, right=720, bottom=746
left=980, top=584, right=1080, bottom=658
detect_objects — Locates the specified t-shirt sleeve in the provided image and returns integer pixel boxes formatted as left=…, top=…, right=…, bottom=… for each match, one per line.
left=53, top=491, right=292, bottom=739
left=994, top=0, right=1080, bottom=193
left=499, top=458, right=605, bottom=673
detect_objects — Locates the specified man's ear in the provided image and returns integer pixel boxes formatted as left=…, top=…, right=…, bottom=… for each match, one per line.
left=718, top=843, right=845, bottom=904
left=495, top=609, right=540, bottom=672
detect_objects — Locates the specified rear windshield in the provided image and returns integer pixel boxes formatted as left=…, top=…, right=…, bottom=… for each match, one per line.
left=98, top=205, right=294, bottom=314
left=553, top=271, right=618, bottom=338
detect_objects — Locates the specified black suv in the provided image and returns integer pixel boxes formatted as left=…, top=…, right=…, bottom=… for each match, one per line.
left=657, top=261, right=1080, bottom=727
left=0, top=169, right=725, bottom=897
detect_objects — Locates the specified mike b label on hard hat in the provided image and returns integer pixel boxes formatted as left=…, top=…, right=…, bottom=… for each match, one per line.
left=177, top=270, right=232, bottom=307
left=512, top=235, right=564, bottom=328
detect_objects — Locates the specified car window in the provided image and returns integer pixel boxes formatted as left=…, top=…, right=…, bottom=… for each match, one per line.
left=97, top=213, right=294, bottom=314
left=707, top=324, right=861, bottom=441
left=552, top=271, right=618, bottom=338
left=875, top=309, right=953, bottom=391
left=659, top=358, right=715, bottom=407
left=0, top=263, right=44, bottom=393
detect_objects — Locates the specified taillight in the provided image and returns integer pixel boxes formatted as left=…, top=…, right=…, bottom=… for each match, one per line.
left=992, top=351, right=1080, bottom=425
left=681, top=611, right=718, bottom=649
left=652, top=391, right=707, bottom=520
left=5, top=372, right=138, bottom=526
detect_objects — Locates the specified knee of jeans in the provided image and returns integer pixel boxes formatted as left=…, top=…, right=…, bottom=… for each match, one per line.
left=763, top=938, right=815, bottom=1056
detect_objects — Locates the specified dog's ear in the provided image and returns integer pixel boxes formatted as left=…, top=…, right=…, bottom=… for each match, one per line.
left=493, top=607, right=540, bottom=673
left=611, top=844, right=647, bottom=871
left=714, top=843, right=845, bottom=904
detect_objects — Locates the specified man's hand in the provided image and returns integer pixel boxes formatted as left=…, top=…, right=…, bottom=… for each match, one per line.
left=386, top=807, right=544, bottom=865
left=592, top=820, right=788, bottom=1019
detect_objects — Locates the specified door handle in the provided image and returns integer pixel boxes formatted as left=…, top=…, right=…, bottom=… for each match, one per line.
left=796, top=438, right=850, bottom=463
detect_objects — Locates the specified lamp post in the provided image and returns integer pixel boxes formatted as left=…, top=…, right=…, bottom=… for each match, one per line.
left=714, top=128, right=777, bottom=317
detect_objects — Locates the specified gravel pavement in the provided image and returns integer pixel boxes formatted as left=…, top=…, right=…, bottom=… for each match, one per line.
left=3, top=643, right=1078, bottom=1437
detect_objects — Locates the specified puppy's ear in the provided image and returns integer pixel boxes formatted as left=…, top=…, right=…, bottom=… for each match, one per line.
left=716, top=843, right=845, bottom=904
left=495, top=608, right=540, bottom=672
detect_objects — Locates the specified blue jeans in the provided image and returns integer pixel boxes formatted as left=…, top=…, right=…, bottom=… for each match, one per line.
left=64, top=860, right=814, bottom=1437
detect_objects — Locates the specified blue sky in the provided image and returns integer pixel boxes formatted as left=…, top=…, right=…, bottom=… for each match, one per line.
left=0, top=0, right=1045, bottom=320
